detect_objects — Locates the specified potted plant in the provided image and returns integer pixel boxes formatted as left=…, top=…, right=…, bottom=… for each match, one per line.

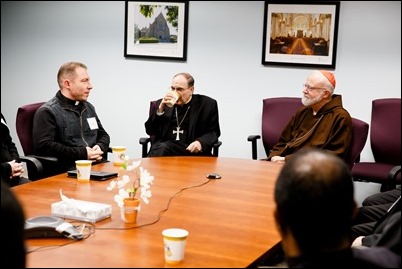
left=107, top=159, right=154, bottom=223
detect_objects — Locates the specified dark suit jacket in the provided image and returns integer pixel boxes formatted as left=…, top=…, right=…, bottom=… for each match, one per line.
left=286, top=247, right=400, bottom=268
left=1, top=182, right=26, bottom=268
left=145, top=94, right=221, bottom=155
left=362, top=196, right=401, bottom=255
left=1, top=113, right=21, bottom=184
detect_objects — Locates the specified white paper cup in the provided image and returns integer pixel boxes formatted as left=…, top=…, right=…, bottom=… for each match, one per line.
left=166, top=91, right=179, bottom=107
left=75, top=160, right=92, bottom=182
left=111, top=146, right=126, bottom=166
left=162, top=228, right=189, bottom=264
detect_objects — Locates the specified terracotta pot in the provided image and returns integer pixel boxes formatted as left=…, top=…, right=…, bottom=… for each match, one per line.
left=120, top=198, right=140, bottom=223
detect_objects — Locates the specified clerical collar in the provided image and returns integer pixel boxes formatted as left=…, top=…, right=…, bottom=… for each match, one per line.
left=57, top=91, right=81, bottom=106
left=177, top=98, right=192, bottom=110
left=185, top=96, right=192, bottom=104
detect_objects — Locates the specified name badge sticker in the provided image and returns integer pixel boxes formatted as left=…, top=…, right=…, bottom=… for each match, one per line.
left=87, top=117, right=99, bottom=130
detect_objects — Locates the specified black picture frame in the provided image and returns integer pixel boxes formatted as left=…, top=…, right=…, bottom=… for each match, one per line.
left=262, top=1, right=340, bottom=69
left=124, top=1, right=189, bottom=61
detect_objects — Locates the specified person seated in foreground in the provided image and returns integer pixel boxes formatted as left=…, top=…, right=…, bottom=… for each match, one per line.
left=268, top=70, right=352, bottom=163
left=1, top=182, right=26, bottom=268
left=144, top=72, right=221, bottom=157
left=273, top=148, right=400, bottom=267
left=351, top=187, right=401, bottom=256
left=1, top=113, right=31, bottom=187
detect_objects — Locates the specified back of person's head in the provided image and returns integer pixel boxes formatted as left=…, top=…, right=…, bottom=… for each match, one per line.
left=1, top=182, right=26, bottom=268
left=274, top=148, right=355, bottom=255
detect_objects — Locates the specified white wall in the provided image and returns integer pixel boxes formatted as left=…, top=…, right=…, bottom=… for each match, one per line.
left=1, top=2, right=400, bottom=165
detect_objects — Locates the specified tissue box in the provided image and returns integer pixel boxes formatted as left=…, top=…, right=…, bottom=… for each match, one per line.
left=51, top=199, right=112, bottom=223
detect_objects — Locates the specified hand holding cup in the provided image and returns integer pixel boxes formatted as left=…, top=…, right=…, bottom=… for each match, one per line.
left=164, top=90, right=179, bottom=108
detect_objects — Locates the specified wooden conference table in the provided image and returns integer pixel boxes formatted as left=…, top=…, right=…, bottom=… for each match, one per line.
left=13, top=157, right=284, bottom=268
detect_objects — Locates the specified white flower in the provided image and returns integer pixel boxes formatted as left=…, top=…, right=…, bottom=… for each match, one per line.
left=107, top=158, right=154, bottom=207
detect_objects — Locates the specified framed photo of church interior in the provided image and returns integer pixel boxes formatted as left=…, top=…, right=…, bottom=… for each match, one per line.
left=262, top=1, right=340, bottom=68
left=124, top=1, right=189, bottom=61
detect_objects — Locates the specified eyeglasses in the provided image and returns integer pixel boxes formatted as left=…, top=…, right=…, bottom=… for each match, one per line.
left=303, top=84, right=326, bottom=91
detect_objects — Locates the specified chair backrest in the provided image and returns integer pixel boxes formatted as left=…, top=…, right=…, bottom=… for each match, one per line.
left=16, top=102, right=45, bottom=155
left=261, top=97, right=302, bottom=156
left=370, top=98, right=401, bottom=165
left=148, top=100, right=158, bottom=143
left=345, top=117, right=369, bottom=170
left=149, top=100, right=158, bottom=116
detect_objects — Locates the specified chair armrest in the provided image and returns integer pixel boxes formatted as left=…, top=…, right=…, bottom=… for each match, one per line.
left=139, top=137, right=152, bottom=158
left=30, top=155, right=58, bottom=163
left=139, top=137, right=222, bottom=157
left=102, top=147, right=113, bottom=161
left=389, top=165, right=401, bottom=180
left=212, top=141, right=222, bottom=157
left=387, top=165, right=401, bottom=190
left=31, top=155, right=61, bottom=178
left=247, top=135, right=261, bottom=160
left=20, top=155, right=43, bottom=181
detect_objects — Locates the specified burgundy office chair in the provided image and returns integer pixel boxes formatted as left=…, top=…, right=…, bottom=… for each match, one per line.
left=139, top=101, right=158, bottom=158
left=248, top=97, right=368, bottom=169
left=248, top=97, right=302, bottom=160
left=16, top=102, right=44, bottom=156
left=352, top=98, right=401, bottom=191
left=0, top=111, right=43, bottom=181
left=17, top=102, right=112, bottom=177
left=16, top=102, right=60, bottom=179
left=139, top=100, right=222, bottom=157
left=345, top=117, right=369, bottom=170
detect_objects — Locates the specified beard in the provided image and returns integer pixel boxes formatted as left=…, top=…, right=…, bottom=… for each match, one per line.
left=302, top=92, right=323, bottom=106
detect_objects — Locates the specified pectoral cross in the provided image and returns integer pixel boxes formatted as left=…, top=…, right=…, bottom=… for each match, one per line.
left=173, top=126, right=184, bottom=140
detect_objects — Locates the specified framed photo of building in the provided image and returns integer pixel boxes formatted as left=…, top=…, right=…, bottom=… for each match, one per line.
left=124, top=1, right=189, bottom=61
left=262, top=1, right=340, bottom=68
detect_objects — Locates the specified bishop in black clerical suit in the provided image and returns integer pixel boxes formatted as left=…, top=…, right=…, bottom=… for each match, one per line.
left=144, top=73, right=220, bottom=157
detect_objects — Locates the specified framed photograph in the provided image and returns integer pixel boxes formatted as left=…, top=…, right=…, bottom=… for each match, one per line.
left=262, top=1, right=340, bottom=68
left=124, top=1, right=189, bottom=61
